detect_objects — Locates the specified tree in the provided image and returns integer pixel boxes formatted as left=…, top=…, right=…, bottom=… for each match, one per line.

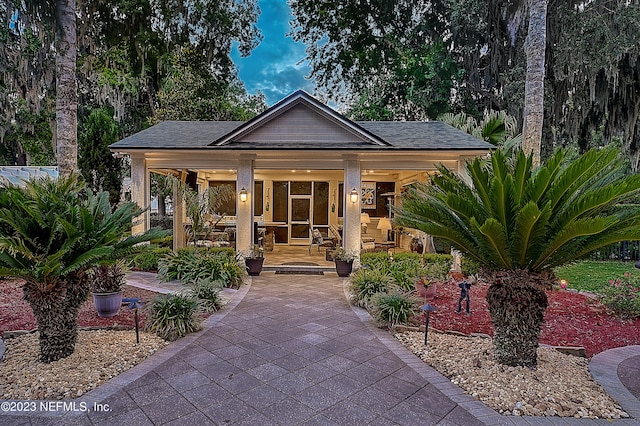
left=394, top=147, right=640, bottom=367
left=348, top=43, right=462, bottom=120
left=55, top=0, right=77, bottom=174
left=1, top=0, right=262, bottom=166
left=291, top=1, right=640, bottom=166
left=521, top=0, right=546, bottom=166
left=78, top=108, right=124, bottom=206
left=0, top=175, right=167, bottom=362
left=155, top=46, right=267, bottom=122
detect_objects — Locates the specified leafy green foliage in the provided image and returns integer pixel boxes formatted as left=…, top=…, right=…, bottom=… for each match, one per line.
left=0, top=175, right=167, bottom=361
left=89, top=261, right=128, bottom=293
left=348, top=43, right=462, bottom=120
left=157, top=248, right=246, bottom=288
left=422, top=253, right=453, bottom=281
left=78, top=107, right=124, bottom=206
left=460, top=256, right=481, bottom=277
left=554, top=261, right=637, bottom=292
left=145, top=293, right=202, bottom=341
left=163, top=175, right=235, bottom=245
left=0, top=174, right=167, bottom=287
left=192, top=279, right=226, bottom=312
left=349, top=268, right=393, bottom=308
left=386, top=258, right=426, bottom=292
left=360, top=251, right=392, bottom=270
left=395, top=147, right=640, bottom=274
left=371, top=290, right=420, bottom=328
left=597, top=273, right=640, bottom=319
left=131, top=247, right=172, bottom=272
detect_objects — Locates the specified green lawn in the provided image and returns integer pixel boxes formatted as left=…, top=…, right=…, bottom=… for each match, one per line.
left=554, top=260, right=638, bottom=292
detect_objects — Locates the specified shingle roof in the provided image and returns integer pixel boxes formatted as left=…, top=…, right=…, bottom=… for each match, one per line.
left=110, top=91, right=494, bottom=152
left=110, top=120, right=493, bottom=151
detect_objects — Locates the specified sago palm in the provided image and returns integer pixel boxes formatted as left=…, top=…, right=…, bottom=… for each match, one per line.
left=0, top=175, right=167, bottom=362
left=395, top=147, right=640, bottom=367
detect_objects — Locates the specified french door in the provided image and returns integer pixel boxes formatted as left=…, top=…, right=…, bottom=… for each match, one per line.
left=290, top=196, right=311, bottom=245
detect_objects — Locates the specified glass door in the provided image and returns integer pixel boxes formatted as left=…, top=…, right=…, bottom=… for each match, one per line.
left=290, top=196, right=311, bottom=245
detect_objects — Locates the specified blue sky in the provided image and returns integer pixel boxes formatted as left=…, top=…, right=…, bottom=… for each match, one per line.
left=231, top=0, right=314, bottom=106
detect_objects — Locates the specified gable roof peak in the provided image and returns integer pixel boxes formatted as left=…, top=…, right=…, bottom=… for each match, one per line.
left=212, top=90, right=389, bottom=147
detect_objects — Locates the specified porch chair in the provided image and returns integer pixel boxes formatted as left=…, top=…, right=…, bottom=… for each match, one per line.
left=309, top=228, right=334, bottom=255
left=329, top=224, right=342, bottom=246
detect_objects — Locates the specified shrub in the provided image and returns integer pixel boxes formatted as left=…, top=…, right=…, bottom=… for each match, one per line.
left=422, top=253, right=453, bottom=281
left=370, top=289, right=421, bottom=327
left=131, top=247, right=172, bottom=272
left=145, top=293, right=202, bottom=341
left=393, top=252, right=421, bottom=263
left=461, top=256, right=481, bottom=276
left=387, top=258, right=425, bottom=292
left=349, top=269, right=393, bottom=308
left=598, top=273, right=640, bottom=319
left=192, top=279, right=226, bottom=312
left=360, top=252, right=392, bottom=270
left=158, top=248, right=246, bottom=288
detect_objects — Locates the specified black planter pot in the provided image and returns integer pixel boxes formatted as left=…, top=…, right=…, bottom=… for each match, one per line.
left=246, top=258, right=264, bottom=276
left=93, top=291, right=123, bottom=318
left=334, top=260, right=353, bottom=277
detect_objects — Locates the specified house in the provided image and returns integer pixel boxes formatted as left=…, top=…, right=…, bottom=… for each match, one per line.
left=110, top=91, right=493, bottom=256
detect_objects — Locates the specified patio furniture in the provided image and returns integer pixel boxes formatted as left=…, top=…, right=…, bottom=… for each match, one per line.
left=309, top=228, right=335, bottom=255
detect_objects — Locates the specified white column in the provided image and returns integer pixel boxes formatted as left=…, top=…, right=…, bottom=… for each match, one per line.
left=343, top=156, right=361, bottom=259
left=130, top=154, right=149, bottom=235
left=236, top=155, right=255, bottom=253
left=173, top=170, right=187, bottom=251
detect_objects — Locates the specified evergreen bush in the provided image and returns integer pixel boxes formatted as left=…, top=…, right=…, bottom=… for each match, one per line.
left=145, top=293, right=202, bottom=341
left=370, top=289, right=420, bottom=327
left=349, top=269, right=393, bottom=308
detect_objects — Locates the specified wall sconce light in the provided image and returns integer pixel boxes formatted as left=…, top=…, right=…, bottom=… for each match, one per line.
left=349, top=187, right=359, bottom=203
left=239, top=187, right=248, bottom=203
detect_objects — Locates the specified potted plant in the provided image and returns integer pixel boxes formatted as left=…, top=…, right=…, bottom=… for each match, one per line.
left=333, top=247, right=357, bottom=277
left=415, top=275, right=437, bottom=301
left=90, top=261, right=127, bottom=317
left=241, top=244, right=264, bottom=276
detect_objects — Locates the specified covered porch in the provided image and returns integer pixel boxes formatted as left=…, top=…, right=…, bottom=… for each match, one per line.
left=111, top=91, right=493, bottom=259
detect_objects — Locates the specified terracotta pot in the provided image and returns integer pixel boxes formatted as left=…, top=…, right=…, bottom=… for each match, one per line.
left=415, top=280, right=437, bottom=301
left=93, top=291, right=123, bottom=318
left=334, top=260, right=353, bottom=277
left=246, top=258, right=264, bottom=276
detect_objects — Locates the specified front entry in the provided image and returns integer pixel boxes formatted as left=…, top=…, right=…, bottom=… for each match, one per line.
left=290, top=195, right=311, bottom=245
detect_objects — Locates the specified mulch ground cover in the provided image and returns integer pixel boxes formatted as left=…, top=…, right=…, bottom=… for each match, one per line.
left=2, top=277, right=639, bottom=358
left=425, top=279, right=640, bottom=357
left=1, top=279, right=160, bottom=333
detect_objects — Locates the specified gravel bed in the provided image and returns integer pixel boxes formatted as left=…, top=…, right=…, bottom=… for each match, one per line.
left=395, top=330, right=629, bottom=419
left=0, top=330, right=168, bottom=400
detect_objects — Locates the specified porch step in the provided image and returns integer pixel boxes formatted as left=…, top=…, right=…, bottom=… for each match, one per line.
left=263, top=264, right=336, bottom=273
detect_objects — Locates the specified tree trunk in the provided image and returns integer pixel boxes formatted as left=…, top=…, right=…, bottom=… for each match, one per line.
left=485, top=269, right=550, bottom=367
left=55, top=0, right=78, bottom=175
left=22, top=274, right=91, bottom=363
left=522, top=0, right=547, bottom=167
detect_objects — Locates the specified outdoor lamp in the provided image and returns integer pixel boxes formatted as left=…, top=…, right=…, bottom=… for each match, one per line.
left=349, top=187, right=359, bottom=203
left=239, top=187, right=248, bottom=202
left=377, top=217, right=392, bottom=241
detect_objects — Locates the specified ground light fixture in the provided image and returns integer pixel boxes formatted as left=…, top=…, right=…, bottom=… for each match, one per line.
left=421, top=304, right=436, bottom=346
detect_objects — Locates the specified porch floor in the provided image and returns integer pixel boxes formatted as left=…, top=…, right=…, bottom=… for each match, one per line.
left=262, top=245, right=336, bottom=271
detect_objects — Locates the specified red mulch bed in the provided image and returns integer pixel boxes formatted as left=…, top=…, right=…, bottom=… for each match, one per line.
left=424, top=279, right=640, bottom=357
left=3, top=278, right=639, bottom=358
left=0, top=279, right=161, bottom=334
